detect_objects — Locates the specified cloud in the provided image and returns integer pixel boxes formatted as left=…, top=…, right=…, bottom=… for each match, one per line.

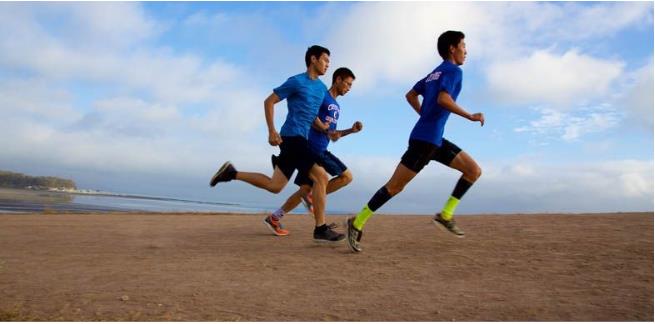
left=514, top=104, right=623, bottom=142
left=0, top=2, right=651, bottom=215
left=322, top=2, right=651, bottom=93
left=314, top=155, right=654, bottom=214
left=623, top=60, right=654, bottom=131
left=486, top=50, right=625, bottom=106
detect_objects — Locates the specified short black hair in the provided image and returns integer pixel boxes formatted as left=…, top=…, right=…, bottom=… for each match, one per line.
left=437, top=31, right=465, bottom=60
left=332, top=67, right=355, bottom=84
left=305, top=45, right=330, bottom=67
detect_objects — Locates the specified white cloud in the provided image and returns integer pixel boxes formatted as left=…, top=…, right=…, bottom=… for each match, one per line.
left=322, top=2, right=651, bottom=93
left=486, top=50, right=624, bottom=106
left=623, top=60, right=654, bottom=131
left=514, top=104, right=623, bottom=142
left=315, top=155, right=654, bottom=214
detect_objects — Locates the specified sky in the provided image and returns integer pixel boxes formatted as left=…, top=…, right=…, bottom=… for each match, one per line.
left=0, top=1, right=653, bottom=214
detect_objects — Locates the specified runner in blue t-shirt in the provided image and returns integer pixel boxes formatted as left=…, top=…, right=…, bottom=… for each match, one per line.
left=265, top=68, right=363, bottom=234
left=209, top=45, right=346, bottom=243
left=346, top=31, right=486, bottom=253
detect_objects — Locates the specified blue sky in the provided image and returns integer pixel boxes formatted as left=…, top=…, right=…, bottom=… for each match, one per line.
left=0, top=2, right=652, bottom=214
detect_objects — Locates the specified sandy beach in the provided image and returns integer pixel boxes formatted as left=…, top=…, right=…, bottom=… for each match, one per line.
left=0, top=212, right=652, bottom=321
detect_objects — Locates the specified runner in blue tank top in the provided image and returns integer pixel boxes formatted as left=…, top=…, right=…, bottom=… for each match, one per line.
left=209, top=45, right=346, bottom=243
left=346, top=31, right=486, bottom=253
left=266, top=68, right=363, bottom=233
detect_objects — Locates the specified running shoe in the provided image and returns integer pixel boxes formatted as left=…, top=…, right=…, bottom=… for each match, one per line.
left=313, top=227, right=345, bottom=243
left=345, top=217, right=363, bottom=252
left=209, top=162, right=237, bottom=187
left=264, top=215, right=289, bottom=236
left=433, top=213, right=465, bottom=238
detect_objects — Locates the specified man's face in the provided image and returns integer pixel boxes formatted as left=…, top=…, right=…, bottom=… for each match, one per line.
left=336, top=76, right=354, bottom=96
left=312, top=53, right=330, bottom=76
left=451, top=39, right=467, bottom=65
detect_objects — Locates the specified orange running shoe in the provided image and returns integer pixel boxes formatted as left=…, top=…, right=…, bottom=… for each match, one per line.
left=264, top=215, right=289, bottom=236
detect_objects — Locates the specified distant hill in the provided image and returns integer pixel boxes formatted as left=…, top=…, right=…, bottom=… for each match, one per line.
left=0, top=170, right=77, bottom=190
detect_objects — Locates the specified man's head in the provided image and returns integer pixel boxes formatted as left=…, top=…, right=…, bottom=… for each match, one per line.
left=305, top=45, right=331, bottom=76
left=437, top=31, right=466, bottom=65
left=331, top=67, right=355, bottom=96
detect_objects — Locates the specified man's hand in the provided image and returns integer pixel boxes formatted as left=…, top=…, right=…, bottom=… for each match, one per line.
left=268, top=130, right=283, bottom=146
left=469, top=113, right=485, bottom=126
left=352, top=121, right=363, bottom=133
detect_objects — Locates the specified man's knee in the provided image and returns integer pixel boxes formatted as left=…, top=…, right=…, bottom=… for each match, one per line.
left=310, top=168, right=328, bottom=185
left=340, top=170, right=353, bottom=185
left=268, top=184, right=284, bottom=194
left=464, top=164, right=482, bottom=182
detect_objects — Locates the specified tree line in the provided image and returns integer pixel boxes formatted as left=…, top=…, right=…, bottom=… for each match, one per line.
left=0, top=170, right=77, bottom=190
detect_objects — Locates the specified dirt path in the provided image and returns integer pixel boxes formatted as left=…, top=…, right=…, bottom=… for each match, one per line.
left=0, top=212, right=652, bottom=321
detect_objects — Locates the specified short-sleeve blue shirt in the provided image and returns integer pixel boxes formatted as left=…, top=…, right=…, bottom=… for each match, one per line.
left=273, top=72, right=328, bottom=138
left=409, top=61, right=463, bottom=146
left=308, top=91, right=340, bottom=154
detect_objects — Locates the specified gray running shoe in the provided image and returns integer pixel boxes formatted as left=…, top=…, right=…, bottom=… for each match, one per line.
left=345, top=217, right=363, bottom=252
left=210, top=162, right=237, bottom=187
left=433, top=214, right=465, bottom=238
left=313, top=227, right=345, bottom=243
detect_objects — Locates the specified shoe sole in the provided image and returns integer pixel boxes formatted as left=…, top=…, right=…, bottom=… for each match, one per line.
left=432, top=218, right=465, bottom=238
left=210, top=161, right=232, bottom=187
left=345, top=218, right=362, bottom=253
left=312, top=238, right=345, bottom=244
left=263, top=218, right=289, bottom=236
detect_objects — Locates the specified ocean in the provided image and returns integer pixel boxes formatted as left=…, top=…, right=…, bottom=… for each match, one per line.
left=0, top=188, right=272, bottom=214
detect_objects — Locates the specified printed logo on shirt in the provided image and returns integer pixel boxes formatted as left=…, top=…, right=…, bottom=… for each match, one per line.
left=425, top=71, right=442, bottom=83
left=327, top=104, right=340, bottom=122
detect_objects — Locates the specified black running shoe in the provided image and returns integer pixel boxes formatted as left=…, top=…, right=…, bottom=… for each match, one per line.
left=345, top=217, right=363, bottom=252
left=313, top=226, right=345, bottom=243
left=433, top=213, right=465, bottom=238
left=209, top=162, right=237, bottom=187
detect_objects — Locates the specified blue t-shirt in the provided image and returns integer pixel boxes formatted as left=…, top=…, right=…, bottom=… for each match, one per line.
left=273, top=72, right=328, bottom=138
left=308, top=91, right=340, bottom=153
left=409, top=61, right=463, bottom=146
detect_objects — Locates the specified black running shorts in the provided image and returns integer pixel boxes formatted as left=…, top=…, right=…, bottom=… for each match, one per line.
left=400, top=138, right=462, bottom=173
left=276, top=136, right=319, bottom=180
left=294, top=150, right=347, bottom=186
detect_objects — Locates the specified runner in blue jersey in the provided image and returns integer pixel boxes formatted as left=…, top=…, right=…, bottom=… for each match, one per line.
left=209, top=45, right=345, bottom=243
left=265, top=68, right=363, bottom=235
left=346, top=31, right=485, bottom=252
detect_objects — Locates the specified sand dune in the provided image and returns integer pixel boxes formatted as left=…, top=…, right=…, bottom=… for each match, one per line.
left=0, top=212, right=652, bottom=321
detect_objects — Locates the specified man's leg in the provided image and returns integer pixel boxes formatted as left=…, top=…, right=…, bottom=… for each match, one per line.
left=326, top=169, right=353, bottom=194
left=278, top=169, right=352, bottom=214
left=277, top=185, right=311, bottom=215
left=308, top=164, right=345, bottom=243
left=308, top=164, right=329, bottom=227
left=352, top=163, right=418, bottom=231
left=431, top=147, right=482, bottom=238
left=234, top=166, right=289, bottom=194
left=440, top=150, right=481, bottom=220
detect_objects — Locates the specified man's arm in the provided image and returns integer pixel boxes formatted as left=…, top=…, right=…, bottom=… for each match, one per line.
left=311, top=117, right=331, bottom=133
left=437, top=91, right=485, bottom=126
left=264, top=93, right=283, bottom=145
left=329, top=121, right=363, bottom=142
left=406, top=89, right=421, bottom=114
